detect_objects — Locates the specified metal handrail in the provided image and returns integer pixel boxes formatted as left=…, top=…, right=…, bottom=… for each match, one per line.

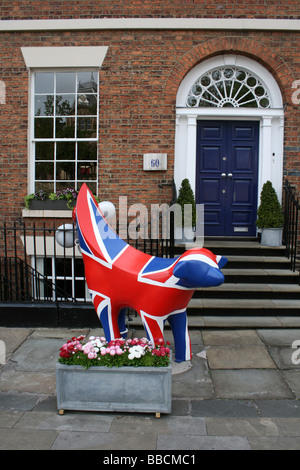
left=283, top=179, right=299, bottom=276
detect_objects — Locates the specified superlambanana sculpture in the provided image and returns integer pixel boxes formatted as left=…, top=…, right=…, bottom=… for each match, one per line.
left=65, top=184, right=227, bottom=362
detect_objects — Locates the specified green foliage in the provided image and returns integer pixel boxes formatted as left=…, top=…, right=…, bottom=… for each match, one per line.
left=176, top=178, right=197, bottom=227
left=256, top=181, right=284, bottom=228
left=25, top=187, right=100, bottom=209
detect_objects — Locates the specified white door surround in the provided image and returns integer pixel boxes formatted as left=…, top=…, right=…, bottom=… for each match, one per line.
left=174, top=55, right=284, bottom=205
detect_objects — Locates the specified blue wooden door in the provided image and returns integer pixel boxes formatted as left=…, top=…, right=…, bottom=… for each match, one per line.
left=196, top=121, right=259, bottom=237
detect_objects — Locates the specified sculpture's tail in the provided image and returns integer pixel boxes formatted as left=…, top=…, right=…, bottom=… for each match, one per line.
left=76, top=183, right=128, bottom=264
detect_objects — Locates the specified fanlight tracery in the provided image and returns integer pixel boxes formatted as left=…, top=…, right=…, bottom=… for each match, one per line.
left=186, top=66, right=270, bottom=108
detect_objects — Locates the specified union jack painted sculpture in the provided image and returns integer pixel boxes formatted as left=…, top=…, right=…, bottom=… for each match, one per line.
left=75, top=184, right=227, bottom=362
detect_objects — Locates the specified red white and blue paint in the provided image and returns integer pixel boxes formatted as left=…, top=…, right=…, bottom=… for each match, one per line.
left=75, top=184, right=227, bottom=362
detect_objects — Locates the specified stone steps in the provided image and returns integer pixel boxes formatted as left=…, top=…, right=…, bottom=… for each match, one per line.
left=183, top=238, right=300, bottom=319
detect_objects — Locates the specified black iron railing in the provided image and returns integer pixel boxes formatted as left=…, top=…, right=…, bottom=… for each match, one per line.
left=0, top=213, right=174, bottom=303
left=283, top=178, right=299, bottom=274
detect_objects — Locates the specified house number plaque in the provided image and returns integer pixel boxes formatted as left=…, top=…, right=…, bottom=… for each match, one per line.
left=143, top=153, right=167, bottom=171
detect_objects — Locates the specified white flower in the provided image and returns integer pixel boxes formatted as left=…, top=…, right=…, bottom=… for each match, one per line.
left=128, top=345, right=145, bottom=359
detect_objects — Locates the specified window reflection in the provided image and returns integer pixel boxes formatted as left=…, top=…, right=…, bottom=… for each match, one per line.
left=33, top=71, right=98, bottom=193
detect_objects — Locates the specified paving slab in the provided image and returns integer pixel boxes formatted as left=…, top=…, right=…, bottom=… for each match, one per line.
left=0, top=427, right=58, bottom=450
left=0, top=410, right=24, bottom=428
left=206, top=417, right=280, bottom=437
left=172, top=351, right=213, bottom=399
left=0, top=328, right=33, bottom=357
left=206, top=345, right=276, bottom=369
left=14, top=410, right=113, bottom=432
left=0, top=392, right=40, bottom=411
left=254, top=399, right=300, bottom=417
left=0, top=369, right=56, bottom=394
left=191, top=399, right=259, bottom=417
left=157, top=434, right=250, bottom=450
left=211, top=369, right=295, bottom=399
left=31, top=328, right=90, bottom=340
left=282, top=370, right=300, bottom=399
left=268, top=346, right=300, bottom=370
left=275, top=418, right=300, bottom=436
left=257, top=329, right=300, bottom=346
left=110, top=414, right=206, bottom=436
left=9, top=337, right=63, bottom=372
left=51, top=431, right=157, bottom=450
left=202, top=329, right=264, bottom=346
left=248, top=436, right=300, bottom=450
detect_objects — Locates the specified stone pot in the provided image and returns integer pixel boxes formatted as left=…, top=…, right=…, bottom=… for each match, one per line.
left=56, top=361, right=172, bottom=416
left=261, top=227, right=283, bottom=247
left=29, top=199, right=76, bottom=210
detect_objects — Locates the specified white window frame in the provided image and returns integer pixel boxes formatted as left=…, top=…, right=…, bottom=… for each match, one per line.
left=21, top=46, right=108, bottom=195
left=35, top=256, right=89, bottom=302
left=29, top=68, right=99, bottom=194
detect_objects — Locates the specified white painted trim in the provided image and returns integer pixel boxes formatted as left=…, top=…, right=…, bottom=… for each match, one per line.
left=21, top=46, right=108, bottom=68
left=1, top=18, right=300, bottom=32
left=22, top=209, right=73, bottom=218
left=176, top=55, right=283, bottom=108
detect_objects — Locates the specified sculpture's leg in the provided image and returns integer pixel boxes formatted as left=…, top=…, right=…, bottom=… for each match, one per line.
left=139, top=311, right=165, bottom=347
left=118, top=307, right=128, bottom=339
left=92, top=294, right=121, bottom=343
left=168, top=310, right=192, bottom=363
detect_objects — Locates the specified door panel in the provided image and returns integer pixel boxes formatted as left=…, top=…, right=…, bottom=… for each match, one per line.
left=196, top=120, right=259, bottom=236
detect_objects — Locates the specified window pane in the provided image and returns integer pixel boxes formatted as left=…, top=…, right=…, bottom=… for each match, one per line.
left=77, top=162, right=97, bottom=180
left=56, top=279, right=73, bottom=297
left=77, top=181, right=96, bottom=193
left=35, top=142, right=54, bottom=160
left=56, top=161, right=75, bottom=180
left=35, top=72, right=54, bottom=94
left=55, top=258, right=72, bottom=276
left=75, top=280, right=86, bottom=299
left=34, top=118, right=53, bottom=138
left=35, top=161, right=54, bottom=180
left=77, top=94, right=97, bottom=115
left=35, top=181, right=54, bottom=193
left=74, top=258, right=85, bottom=277
left=77, top=117, right=96, bottom=138
left=56, top=142, right=75, bottom=160
left=56, top=72, right=76, bottom=93
left=35, top=95, right=54, bottom=116
left=78, top=141, right=97, bottom=160
left=55, top=117, right=75, bottom=138
left=77, top=71, right=98, bottom=93
left=56, top=95, right=75, bottom=116
left=56, top=181, right=76, bottom=190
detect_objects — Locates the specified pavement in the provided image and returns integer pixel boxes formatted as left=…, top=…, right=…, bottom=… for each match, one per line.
left=1, top=320, right=300, bottom=451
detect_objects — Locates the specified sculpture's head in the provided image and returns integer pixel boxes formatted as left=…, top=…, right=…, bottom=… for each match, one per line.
left=173, top=248, right=227, bottom=288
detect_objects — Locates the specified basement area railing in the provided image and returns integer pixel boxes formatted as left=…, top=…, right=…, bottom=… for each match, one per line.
left=0, top=214, right=174, bottom=303
left=283, top=178, right=300, bottom=274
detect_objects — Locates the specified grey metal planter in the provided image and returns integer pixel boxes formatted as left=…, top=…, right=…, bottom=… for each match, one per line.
left=261, top=227, right=283, bottom=247
left=56, top=361, right=172, bottom=417
left=29, top=200, right=76, bottom=210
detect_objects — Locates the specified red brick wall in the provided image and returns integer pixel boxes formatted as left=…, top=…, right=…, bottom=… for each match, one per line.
left=1, top=0, right=299, bottom=19
left=0, top=20, right=299, bottom=222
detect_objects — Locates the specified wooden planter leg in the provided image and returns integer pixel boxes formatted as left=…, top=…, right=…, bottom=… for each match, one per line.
left=155, top=412, right=161, bottom=419
left=58, top=409, right=65, bottom=415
